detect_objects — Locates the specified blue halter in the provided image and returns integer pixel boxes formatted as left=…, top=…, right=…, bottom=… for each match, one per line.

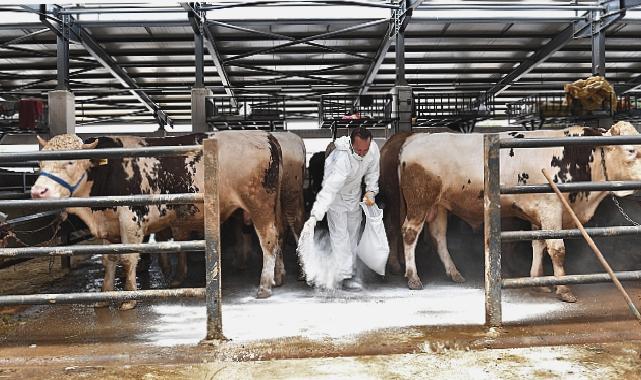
left=39, top=171, right=86, bottom=195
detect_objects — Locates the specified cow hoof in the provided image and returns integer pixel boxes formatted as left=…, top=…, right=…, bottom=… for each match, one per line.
left=256, top=287, right=272, bottom=299
left=407, top=278, right=423, bottom=290
left=119, top=300, right=137, bottom=310
left=558, top=291, right=577, bottom=303
left=450, top=272, right=466, bottom=283
left=94, top=301, right=110, bottom=308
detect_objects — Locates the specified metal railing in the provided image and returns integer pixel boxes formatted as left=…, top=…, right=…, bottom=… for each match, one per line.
left=0, top=139, right=223, bottom=340
left=483, top=133, right=641, bottom=326
left=505, top=93, right=641, bottom=130
left=318, top=94, right=395, bottom=129
left=414, top=92, right=495, bottom=131
left=206, top=96, right=286, bottom=131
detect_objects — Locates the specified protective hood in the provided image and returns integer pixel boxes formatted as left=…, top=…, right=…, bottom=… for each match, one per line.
left=334, top=136, right=351, bottom=151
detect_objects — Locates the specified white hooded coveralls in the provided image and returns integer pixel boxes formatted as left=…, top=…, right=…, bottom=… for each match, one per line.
left=310, top=136, right=380, bottom=281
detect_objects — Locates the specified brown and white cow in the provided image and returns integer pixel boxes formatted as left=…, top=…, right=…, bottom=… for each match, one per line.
left=228, top=132, right=306, bottom=271
left=31, top=131, right=284, bottom=309
left=397, top=122, right=641, bottom=302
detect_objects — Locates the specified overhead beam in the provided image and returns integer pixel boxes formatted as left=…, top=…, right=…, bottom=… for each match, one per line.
left=182, top=3, right=236, bottom=104
left=358, top=0, right=423, bottom=96
left=223, top=18, right=388, bottom=64
left=486, top=0, right=638, bottom=97
left=23, top=4, right=172, bottom=127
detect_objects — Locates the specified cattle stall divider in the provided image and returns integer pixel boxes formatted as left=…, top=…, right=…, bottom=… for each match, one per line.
left=0, top=138, right=224, bottom=340
left=483, top=133, right=641, bottom=327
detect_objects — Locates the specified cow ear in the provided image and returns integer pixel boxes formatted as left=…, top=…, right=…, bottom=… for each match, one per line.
left=36, top=135, right=48, bottom=148
left=82, top=139, right=99, bottom=149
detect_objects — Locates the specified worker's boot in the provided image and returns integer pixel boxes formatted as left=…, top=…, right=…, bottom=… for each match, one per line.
left=342, top=277, right=363, bottom=292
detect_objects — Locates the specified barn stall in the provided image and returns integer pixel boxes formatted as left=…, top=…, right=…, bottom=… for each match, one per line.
left=1, top=1, right=641, bottom=377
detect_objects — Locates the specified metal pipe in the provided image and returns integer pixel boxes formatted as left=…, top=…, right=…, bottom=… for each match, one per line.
left=0, top=145, right=202, bottom=164
left=417, top=4, right=602, bottom=11
left=542, top=168, right=641, bottom=324
left=502, top=225, right=641, bottom=242
left=500, top=135, right=641, bottom=149
left=201, top=0, right=399, bottom=10
left=0, top=193, right=203, bottom=210
left=502, top=181, right=641, bottom=194
left=503, top=270, right=641, bottom=289
left=0, top=288, right=205, bottom=306
left=58, top=7, right=186, bottom=14
left=0, top=240, right=205, bottom=259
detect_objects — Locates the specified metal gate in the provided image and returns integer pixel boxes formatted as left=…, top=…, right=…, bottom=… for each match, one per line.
left=0, top=138, right=223, bottom=340
left=483, top=133, right=641, bottom=326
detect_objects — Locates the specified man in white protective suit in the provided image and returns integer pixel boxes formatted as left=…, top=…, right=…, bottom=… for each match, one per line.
left=305, top=127, right=380, bottom=291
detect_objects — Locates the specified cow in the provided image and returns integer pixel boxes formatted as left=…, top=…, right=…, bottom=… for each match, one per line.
left=31, top=131, right=284, bottom=309
left=231, top=132, right=306, bottom=271
left=397, top=122, right=641, bottom=303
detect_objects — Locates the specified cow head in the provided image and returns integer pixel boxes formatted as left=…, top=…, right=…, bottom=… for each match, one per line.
left=31, top=134, right=98, bottom=198
left=603, top=121, right=641, bottom=197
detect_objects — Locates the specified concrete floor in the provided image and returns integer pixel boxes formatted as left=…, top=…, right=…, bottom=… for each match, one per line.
left=1, top=224, right=641, bottom=378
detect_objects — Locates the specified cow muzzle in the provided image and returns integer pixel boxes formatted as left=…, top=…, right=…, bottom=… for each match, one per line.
left=30, top=185, right=50, bottom=198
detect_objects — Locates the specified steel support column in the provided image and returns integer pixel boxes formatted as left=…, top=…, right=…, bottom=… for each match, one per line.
left=592, top=10, right=606, bottom=77
left=203, top=137, right=223, bottom=341
left=55, top=10, right=70, bottom=90
left=182, top=3, right=236, bottom=106
left=484, top=134, right=502, bottom=327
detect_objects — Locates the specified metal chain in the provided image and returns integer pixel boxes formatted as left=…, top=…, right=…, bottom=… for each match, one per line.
left=610, top=194, right=641, bottom=226
left=601, top=146, right=641, bottom=226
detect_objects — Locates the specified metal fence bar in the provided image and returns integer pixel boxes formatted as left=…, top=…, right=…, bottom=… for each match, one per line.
left=484, top=133, right=502, bottom=327
left=0, top=240, right=205, bottom=259
left=503, top=270, right=641, bottom=289
left=0, top=288, right=205, bottom=307
left=501, top=135, right=641, bottom=149
left=0, top=193, right=203, bottom=209
left=502, top=181, right=641, bottom=194
left=502, top=225, right=641, bottom=241
left=0, top=145, right=202, bottom=164
left=203, top=137, right=223, bottom=340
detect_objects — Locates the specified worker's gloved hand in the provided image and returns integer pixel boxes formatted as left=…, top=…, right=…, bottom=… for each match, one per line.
left=304, top=216, right=317, bottom=229
left=298, top=216, right=317, bottom=251
left=363, top=191, right=376, bottom=206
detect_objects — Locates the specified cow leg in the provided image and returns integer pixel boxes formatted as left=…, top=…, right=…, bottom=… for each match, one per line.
left=120, top=253, right=139, bottom=310
left=384, top=205, right=403, bottom=275
left=96, top=253, right=118, bottom=308
left=400, top=163, right=441, bottom=290
left=531, top=230, right=552, bottom=293
left=169, top=229, right=191, bottom=288
left=252, top=216, right=281, bottom=298
left=118, top=216, right=143, bottom=310
left=402, top=213, right=425, bottom=290
left=427, top=206, right=465, bottom=283
left=541, top=220, right=576, bottom=303
left=158, top=253, right=172, bottom=278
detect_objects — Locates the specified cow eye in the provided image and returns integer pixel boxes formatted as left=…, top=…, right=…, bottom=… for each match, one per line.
left=67, top=161, right=74, bottom=166
left=628, top=149, right=636, bottom=155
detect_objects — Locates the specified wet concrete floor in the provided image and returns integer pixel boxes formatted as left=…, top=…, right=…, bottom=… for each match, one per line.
left=1, top=240, right=641, bottom=379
